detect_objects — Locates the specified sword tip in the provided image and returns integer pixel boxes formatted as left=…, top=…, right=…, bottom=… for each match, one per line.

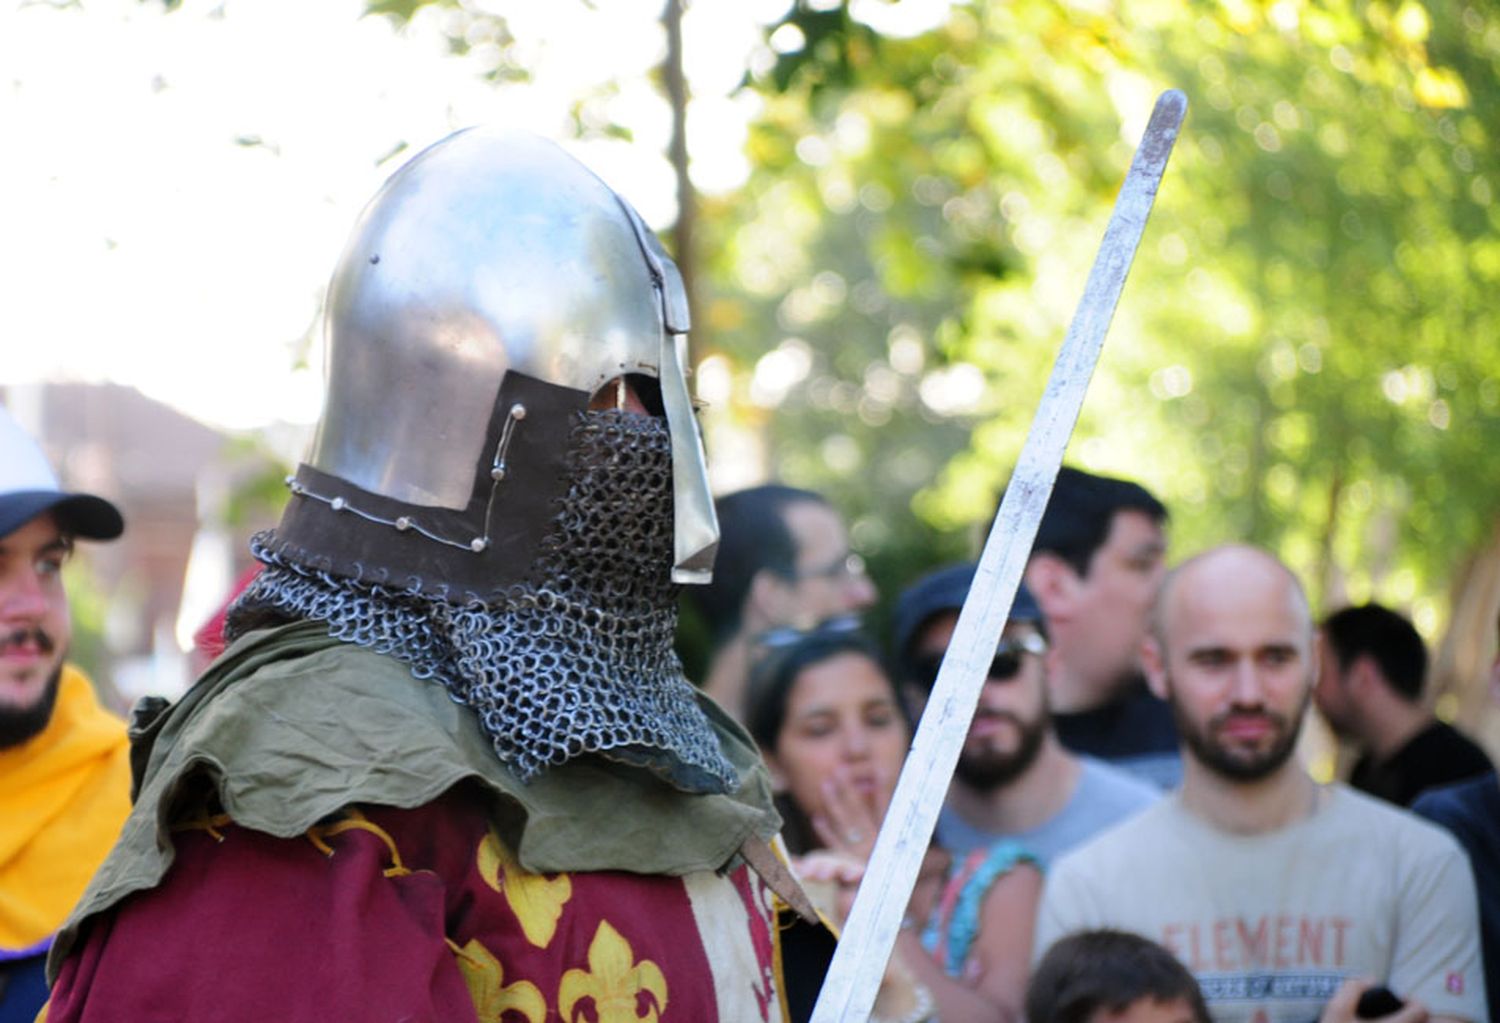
left=1155, top=88, right=1189, bottom=120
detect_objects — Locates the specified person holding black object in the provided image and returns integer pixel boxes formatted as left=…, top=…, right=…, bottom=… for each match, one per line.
left=1036, top=545, right=1485, bottom=1023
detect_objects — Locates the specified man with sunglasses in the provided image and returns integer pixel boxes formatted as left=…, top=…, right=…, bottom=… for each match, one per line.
left=1037, top=545, right=1484, bottom=1023
left=893, top=563, right=1158, bottom=864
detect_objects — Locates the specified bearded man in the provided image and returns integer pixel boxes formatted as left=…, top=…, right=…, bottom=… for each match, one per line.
left=1036, top=544, right=1486, bottom=1023
left=0, top=405, right=127, bottom=1023
left=45, top=128, right=817, bottom=1022
left=893, top=562, right=1157, bottom=866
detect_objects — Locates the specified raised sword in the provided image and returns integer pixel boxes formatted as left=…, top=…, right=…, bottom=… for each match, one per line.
left=809, top=87, right=1188, bottom=1023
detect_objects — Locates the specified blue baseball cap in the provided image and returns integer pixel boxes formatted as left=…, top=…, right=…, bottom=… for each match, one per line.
left=891, top=562, right=1043, bottom=666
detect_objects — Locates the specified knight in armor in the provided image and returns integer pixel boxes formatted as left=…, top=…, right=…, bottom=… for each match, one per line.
left=44, top=128, right=824, bottom=1022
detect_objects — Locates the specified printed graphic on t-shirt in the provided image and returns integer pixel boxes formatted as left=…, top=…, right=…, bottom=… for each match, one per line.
left=1161, top=914, right=1350, bottom=1018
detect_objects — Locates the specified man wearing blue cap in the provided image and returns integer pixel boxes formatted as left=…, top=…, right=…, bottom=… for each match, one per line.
left=0, top=404, right=128, bottom=1023
left=893, top=564, right=1158, bottom=865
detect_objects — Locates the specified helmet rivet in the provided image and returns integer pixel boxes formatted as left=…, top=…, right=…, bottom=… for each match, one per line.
left=395, top=516, right=412, bottom=531
left=330, top=497, right=346, bottom=512
left=284, top=474, right=296, bottom=486
left=490, top=466, right=507, bottom=481
left=470, top=537, right=488, bottom=553
left=510, top=403, right=527, bottom=421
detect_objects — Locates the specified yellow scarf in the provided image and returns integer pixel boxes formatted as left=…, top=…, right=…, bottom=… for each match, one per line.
left=0, top=665, right=130, bottom=952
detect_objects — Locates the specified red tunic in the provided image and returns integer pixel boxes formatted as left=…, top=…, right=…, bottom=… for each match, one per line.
left=47, top=787, right=786, bottom=1022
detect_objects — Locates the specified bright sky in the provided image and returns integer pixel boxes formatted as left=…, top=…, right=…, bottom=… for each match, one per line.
left=0, top=0, right=791, bottom=433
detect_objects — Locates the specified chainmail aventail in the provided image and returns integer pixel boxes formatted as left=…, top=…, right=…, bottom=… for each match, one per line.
left=228, top=411, right=738, bottom=795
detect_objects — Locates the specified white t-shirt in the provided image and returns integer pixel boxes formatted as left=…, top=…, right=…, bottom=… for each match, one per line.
left=1036, top=784, right=1486, bottom=1023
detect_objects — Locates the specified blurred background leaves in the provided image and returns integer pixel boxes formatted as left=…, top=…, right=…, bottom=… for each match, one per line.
left=354, top=0, right=1500, bottom=722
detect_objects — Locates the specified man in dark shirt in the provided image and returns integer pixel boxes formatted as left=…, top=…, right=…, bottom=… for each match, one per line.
left=1020, top=467, right=1180, bottom=789
left=1413, top=610, right=1500, bottom=1023
left=1316, top=602, right=1493, bottom=806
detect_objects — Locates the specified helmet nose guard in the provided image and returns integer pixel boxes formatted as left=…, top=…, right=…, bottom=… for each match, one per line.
left=267, top=126, right=719, bottom=596
left=618, top=200, right=719, bottom=584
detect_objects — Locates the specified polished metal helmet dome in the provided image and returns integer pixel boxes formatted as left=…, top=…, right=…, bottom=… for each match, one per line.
left=268, top=126, right=718, bottom=592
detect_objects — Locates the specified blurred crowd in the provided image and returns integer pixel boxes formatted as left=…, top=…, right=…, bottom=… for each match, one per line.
left=5, top=398, right=1495, bottom=1023
left=690, top=470, right=1495, bottom=1023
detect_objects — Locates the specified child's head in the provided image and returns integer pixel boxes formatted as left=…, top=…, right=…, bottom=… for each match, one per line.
left=1026, top=929, right=1211, bottom=1023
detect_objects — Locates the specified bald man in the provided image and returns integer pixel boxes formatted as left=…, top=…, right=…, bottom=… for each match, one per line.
left=1036, top=545, right=1485, bottom=1023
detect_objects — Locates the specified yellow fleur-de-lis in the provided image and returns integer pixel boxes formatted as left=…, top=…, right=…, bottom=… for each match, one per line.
left=477, top=827, right=572, bottom=948
left=558, top=920, right=668, bottom=1023
left=447, top=938, right=546, bottom=1023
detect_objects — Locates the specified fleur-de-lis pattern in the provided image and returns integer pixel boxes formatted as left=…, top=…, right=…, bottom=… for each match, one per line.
left=558, top=920, right=669, bottom=1023
left=477, top=827, right=573, bottom=948
left=406, top=804, right=773, bottom=1021
left=36, top=753, right=787, bottom=1021
left=448, top=938, right=546, bottom=1023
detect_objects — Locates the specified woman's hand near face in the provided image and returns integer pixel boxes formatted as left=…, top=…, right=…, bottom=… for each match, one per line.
left=761, top=649, right=911, bottom=845
left=811, top=763, right=891, bottom=863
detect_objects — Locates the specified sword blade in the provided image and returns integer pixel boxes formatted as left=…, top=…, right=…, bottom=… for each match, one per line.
left=809, top=88, right=1187, bottom=1022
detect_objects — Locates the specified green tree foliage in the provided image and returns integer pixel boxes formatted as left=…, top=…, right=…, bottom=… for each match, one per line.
left=709, top=0, right=1500, bottom=630
left=351, top=0, right=1498, bottom=641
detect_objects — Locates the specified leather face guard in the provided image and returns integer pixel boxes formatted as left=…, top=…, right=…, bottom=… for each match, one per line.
left=265, top=372, right=587, bottom=602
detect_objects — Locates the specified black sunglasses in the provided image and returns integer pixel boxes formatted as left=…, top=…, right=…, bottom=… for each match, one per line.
left=910, top=632, right=1047, bottom=691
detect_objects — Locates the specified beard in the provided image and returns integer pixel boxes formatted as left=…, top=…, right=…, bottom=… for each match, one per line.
left=953, top=707, right=1049, bottom=791
left=1169, top=680, right=1309, bottom=783
left=0, top=660, right=63, bottom=750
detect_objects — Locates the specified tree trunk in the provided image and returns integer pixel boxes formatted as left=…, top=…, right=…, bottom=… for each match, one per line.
left=660, top=0, right=697, bottom=327
left=1431, top=520, right=1500, bottom=759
